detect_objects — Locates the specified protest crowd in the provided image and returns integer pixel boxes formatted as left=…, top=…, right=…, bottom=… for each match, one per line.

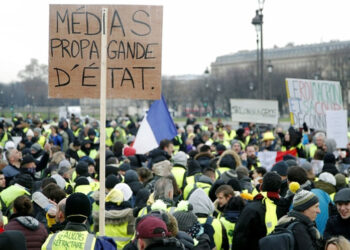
left=0, top=111, right=350, bottom=250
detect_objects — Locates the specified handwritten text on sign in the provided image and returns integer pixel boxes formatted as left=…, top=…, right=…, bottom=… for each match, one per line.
left=286, top=78, right=343, bottom=130
left=49, top=5, right=163, bottom=99
left=230, top=99, right=279, bottom=124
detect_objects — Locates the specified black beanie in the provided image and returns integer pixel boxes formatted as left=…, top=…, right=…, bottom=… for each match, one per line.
left=324, top=153, right=336, bottom=164
left=271, top=161, right=289, bottom=177
left=21, top=154, right=36, bottom=167
left=65, top=193, right=91, bottom=223
left=12, top=174, right=33, bottom=190
left=106, top=174, right=120, bottom=189
left=119, top=162, right=131, bottom=172
left=76, top=161, right=89, bottom=176
left=75, top=176, right=90, bottom=187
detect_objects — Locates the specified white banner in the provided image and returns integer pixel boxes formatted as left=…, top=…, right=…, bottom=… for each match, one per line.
left=230, top=99, right=279, bottom=124
left=286, top=78, right=343, bottom=130
left=326, top=110, right=348, bottom=148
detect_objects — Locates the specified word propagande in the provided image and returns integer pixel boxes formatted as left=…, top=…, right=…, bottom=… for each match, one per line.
left=50, top=39, right=158, bottom=60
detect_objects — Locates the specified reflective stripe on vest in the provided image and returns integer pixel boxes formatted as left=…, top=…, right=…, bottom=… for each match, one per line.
left=43, top=230, right=95, bottom=250
left=261, top=192, right=277, bottom=235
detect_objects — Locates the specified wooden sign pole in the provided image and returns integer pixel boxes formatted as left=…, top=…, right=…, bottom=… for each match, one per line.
left=99, top=7, right=108, bottom=236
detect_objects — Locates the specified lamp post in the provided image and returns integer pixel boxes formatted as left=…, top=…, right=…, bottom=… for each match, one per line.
left=267, top=61, right=273, bottom=99
left=252, top=0, right=265, bottom=99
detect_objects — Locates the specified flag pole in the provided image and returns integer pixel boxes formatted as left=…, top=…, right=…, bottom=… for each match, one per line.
left=99, top=7, right=108, bottom=236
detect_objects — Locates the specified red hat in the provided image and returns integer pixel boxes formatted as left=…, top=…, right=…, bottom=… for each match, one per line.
left=136, top=216, right=170, bottom=239
left=123, top=146, right=136, bottom=157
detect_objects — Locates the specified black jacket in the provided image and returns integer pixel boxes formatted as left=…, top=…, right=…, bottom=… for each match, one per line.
left=278, top=210, right=322, bottom=250
left=324, top=214, right=350, bottom=241
left=231, top=193, right=287, bottom=250
left=145, top=237, right=185, bottom=250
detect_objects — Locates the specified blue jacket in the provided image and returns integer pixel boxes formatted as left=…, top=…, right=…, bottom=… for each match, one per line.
left=311, top=188, right=333, bottom=235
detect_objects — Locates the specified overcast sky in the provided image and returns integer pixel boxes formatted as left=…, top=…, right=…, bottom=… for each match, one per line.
left=1, top=0, right=350, bottom=83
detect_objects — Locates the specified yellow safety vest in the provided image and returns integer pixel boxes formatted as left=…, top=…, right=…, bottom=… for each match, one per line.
left=183, top=182, right=211, bottom=200
left=330, top=192, right=336, bottom=201
left=215, top=167, right=231, bottom=180
left=77, top=149, right=98, bottom=159
left=198, top=216, right=223, bottom=250
left=102, top=223, right=133, bottom=249
left=171, top=166, right=186, bottom=190
left=73, top=128, right=81, bottom=138
left=224, top=130, right=236, bottom=142
left=220, top=217, right=235, bottom=249
left=105, top=127, right=114, bottom=147
left=38, top=135, right=46, bottom=148
left=41, top=230, right=96, bottom=250
left=0, top=132, right=8, bottom=148
left=74, top=185, right=92, bottom=195
left=0, top=185, right=30, bottom=209
left=261, top=192, right=277, bottom=235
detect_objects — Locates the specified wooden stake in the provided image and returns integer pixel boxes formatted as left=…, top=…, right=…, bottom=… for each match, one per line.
left=99, top=7, right=108, bottom=236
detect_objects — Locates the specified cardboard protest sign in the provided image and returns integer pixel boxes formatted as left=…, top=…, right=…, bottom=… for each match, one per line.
left=286, top=78, right=343, bottom=130
left=230, top=99, right=279, bottom=124
left=326, top=110, right=348, bottom=148
left=49, top=5, right=163, bottom=99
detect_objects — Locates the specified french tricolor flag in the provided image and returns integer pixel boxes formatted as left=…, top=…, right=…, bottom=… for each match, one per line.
left=133, top=96, right=177, bottom=154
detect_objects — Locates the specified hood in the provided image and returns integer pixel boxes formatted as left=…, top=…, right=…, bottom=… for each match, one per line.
left=198, top=175, right=213, bottom=185
left=314, top=180, right=336, bottom=195
left=149, top=148, right=171, bottom=163
left=15, top=216, right=39, bottom=230
left=217, top=150, right=241, bottom=169
left=188, top=188, right=214, bottom=215
left=194, top=152, right=213, bottom=169
left=92, top=208, right=135, bottom=235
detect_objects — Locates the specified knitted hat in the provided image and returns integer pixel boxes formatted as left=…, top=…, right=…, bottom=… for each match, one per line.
left=30, top=143, right=41, bottom=153
left=300, top=161, right=312, bottom=172
left=76, top=161, right=89, bottom=176
left=136, top=216, right=170, bottom=239
left=271, top=161, right=289, bottom=176
left=293, top=189, right=319, bottom=211
left=324, top=153, right=336, bottom=164
left=4, top=141, right=15, bottom=151
left=106, top=174, right=120, bottom=189
left=119, top=162, right=131, bottom=172
left=319, top=172, right=336, bottom=186
left=33, top=128, right=42, bottom=135
left=12, top=173, right=33, bottom=190
left=21, top=154, right=36, bottom=167
left=173, top=210, right=198, bottom=232
left=124, top=170, right=139, bottom=183
left=65, top=193, right=91, bottom=223
left=335, top=173, right=347, bottom=189
left=334, top=188, right=350, bottom=203
left=75, top=176, right=90, bottom=187
left=58, top=159, right=71, bottom=169
left=285, top=159, right=298, bottom=168
left=26, top=129, right=34, bottom=137
left=173, top=151, right=188, bottom=167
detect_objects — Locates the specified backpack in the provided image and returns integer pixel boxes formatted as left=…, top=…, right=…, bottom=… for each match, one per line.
left=259, top=221, right=299, bottom=250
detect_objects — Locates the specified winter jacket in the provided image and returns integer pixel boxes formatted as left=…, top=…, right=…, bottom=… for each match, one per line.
left=322, top=163, right=339, bottom=176
left=277, top=210, right=322, bottom=250
left=194, top=152, right=213, bottom=170
left=311, top=188, right=333, bottom=235
left=4, top=215, right=48, bottom=250
left=144, top=237, right=185, bottom=250
left=231, top=192, right=287, bottom=250
left=93, top=206, right=135, bottom=249
left=324, top=214, right=350, bottom=241
left=0, top=230, right=27, bottom=250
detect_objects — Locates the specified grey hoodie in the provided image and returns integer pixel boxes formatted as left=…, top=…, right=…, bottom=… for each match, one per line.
left=188, top=188, right=214, bottom=215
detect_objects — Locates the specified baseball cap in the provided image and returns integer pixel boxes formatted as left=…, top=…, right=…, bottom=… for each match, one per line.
left=136, top=216, right=170, bottom=239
